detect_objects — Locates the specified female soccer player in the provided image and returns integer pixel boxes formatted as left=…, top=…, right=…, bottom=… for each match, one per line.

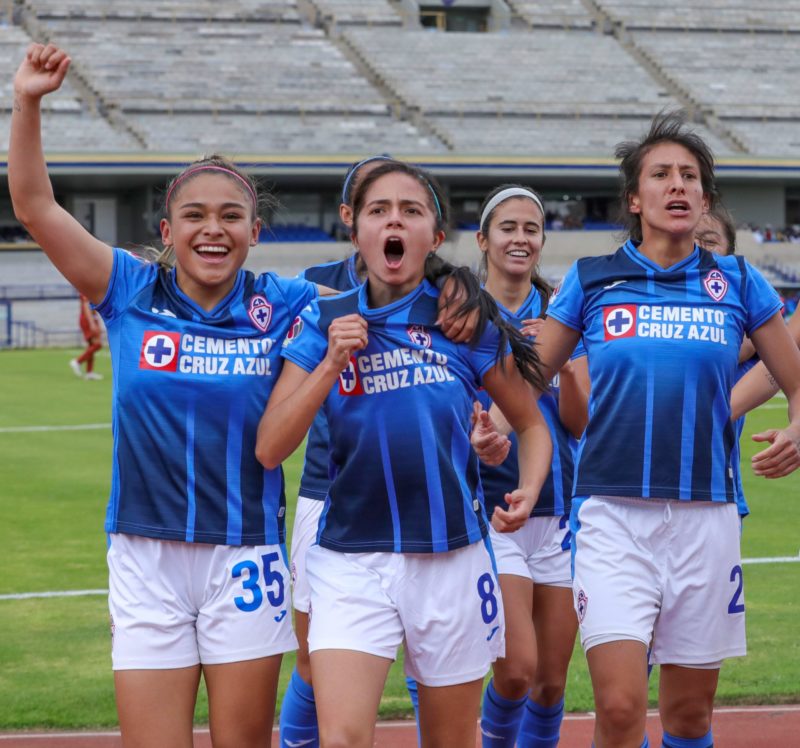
left=70, top=293, right=104, bottom=380
left=10, top=43, right=317, bottom=747
left=257, top=160, right=553, bottom=748
left=473, top=185, right=588, bottom=748
left=532, top=112, right=800, bottom=748
left=281, top=155, right=475, bottom=748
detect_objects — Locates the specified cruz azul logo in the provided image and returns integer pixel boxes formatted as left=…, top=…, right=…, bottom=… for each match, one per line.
left=247, top=295, right=272, bottom=332
left=407, top=324, right=431, bottom=348
left=703, top=270, right=728, bottom=302
left=338, top=356, right=364, bottom=396
left=603, top=305, right=637, bottom=341
left=139, top=331, right=181, bottom=371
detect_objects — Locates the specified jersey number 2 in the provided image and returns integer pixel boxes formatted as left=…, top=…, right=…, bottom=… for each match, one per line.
left=728, top=565, right=745, bottom=614
left=232, top=552, right=285, bottom=613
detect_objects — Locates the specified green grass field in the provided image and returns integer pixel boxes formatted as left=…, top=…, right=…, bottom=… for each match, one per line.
left=1, top=348, right=798, bottom=729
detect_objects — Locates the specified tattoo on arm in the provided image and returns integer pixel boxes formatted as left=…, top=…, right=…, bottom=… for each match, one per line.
left=13, top=96, right=21, bottom=112
left=765, top=370, right=777, bottom=389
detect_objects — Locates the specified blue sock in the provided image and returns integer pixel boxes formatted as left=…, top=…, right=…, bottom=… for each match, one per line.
left=662, top=729, right=713, bottom=748
left=517, top=696, right=564, bottom=748
left=480, top=678, right=529, bottom=747
left=405, top=677, right=422, bottom=746
left=593, top=734, right=650, bottom=747
left=279, top=669, right=319, bottom=748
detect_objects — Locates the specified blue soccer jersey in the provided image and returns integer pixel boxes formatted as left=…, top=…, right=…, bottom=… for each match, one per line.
left=281, top=279, right=509, bottom=553
left=96, top=248, right=317, bottom=545
left=477, top=286, right=585, bottom=518
left=547, top=240, right=781, bottom=503
left=296, top=255, right=361, bottom=500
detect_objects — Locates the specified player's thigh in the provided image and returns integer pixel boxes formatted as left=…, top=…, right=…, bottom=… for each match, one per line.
left=492, top=573, right=536, bottom=695
left=570, top=497, right=660, bottom=651
left=653, top=502, right=745, bottom=666
left=114, top=666, right=201, bottom=748
left=418, top=678, right=483, bottom=748
left=311, top=649, right=393, bottom=748
left=204, top=655, right=284, bottom=748
left=400, top=540, right=504, bottom=688
left=531, top=582, right=578, bottom=700
left=290, top=495, right=324, bottom=614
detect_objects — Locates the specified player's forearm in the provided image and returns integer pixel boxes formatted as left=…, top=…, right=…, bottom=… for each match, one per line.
left=513, top=418, right=553, bottom=505
left=730, top=362, right=778, bottom=421
left=8, top=91, right=57, bottom=228
left=256, top=360, right=340, bottom=469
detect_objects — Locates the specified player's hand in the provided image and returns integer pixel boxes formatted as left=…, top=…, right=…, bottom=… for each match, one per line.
left=14, top=44, right=71, bottom=101
left=437, top=275, right=479, bottom=343
left=751, top=427, right=800, bottom=478
left=491, top=489, right=536, bottom=533
left=470, top=402, right=511, bottom=466
left=324, top=313, right=368, bottom=371
left=520, top=318, right=544, bottom=339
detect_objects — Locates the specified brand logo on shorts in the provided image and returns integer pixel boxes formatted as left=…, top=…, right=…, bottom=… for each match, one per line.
left=338, top=356, right=364, bottom=396
left=703, top=270, right=728, bottom=302
left=109, top=613, right=115, bottom=646
left=248, top=295, right=272, bottom=332
left=576, top=589, right=588, bottom=622
left=603, top=305, right=637, bottom=341
left=407, top=324, right=431, bottom=348
left=139, top=331, right=181, bottom=371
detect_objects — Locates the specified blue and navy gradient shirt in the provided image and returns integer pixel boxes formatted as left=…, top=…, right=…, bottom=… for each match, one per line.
left=478, top=285, right=585, bottom=518
left=282, top=279, right=509, bottom=553
left=97, top=248, right=316, bottom=545
left=547, top=241, right=781, bottom=503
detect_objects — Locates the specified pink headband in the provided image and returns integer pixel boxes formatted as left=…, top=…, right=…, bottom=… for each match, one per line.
left=165, top=165, right=257, bottom=212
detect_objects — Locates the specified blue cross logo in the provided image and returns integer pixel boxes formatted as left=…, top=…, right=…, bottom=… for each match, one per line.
left=412, top=331, right=428, bottom=345
left=147, top=336, right=174, bottom=364
left=709, top=280, right=723, bottom=295
left=255, top=308, right=268, bottom=323
left=340, top=365, right=355, bottom=389
left=606, top=309, right=630, bottom=335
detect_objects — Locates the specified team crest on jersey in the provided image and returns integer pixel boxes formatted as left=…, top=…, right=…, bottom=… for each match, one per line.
left=549, top=281, right=561, bottom=303
left=576, top=589, right=588, bottom=622
left=139, top=331, right=181, bottom=371
left=703, top=270, right=728, bottom=302
left=603, top=305, right=637, bottom=341
left=338, top=356, right=364, bottom=396
left=247, top=295, right=272, bottom=332
left=407, top=324, right=431, bottom=348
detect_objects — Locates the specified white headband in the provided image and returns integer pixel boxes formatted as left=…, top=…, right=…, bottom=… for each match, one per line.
left=480, top=188, right=545, bottom=230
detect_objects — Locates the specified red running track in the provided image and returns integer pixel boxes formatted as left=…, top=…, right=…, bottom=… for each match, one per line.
left=1, top=706, right=798, bottom=747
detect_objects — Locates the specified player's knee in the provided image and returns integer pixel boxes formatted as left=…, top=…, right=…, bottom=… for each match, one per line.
left=494, top=659, right=535, bottom=699
left=529, top=680, right=566, bottom=707
left=662, top=699, right=713, bottom=737
left=319, top=725, right=372, bottom=748
left=594, top=689, right=647, bottom=733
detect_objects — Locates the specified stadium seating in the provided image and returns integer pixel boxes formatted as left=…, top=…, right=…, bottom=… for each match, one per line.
left=2, top=0, right=799, bottom=157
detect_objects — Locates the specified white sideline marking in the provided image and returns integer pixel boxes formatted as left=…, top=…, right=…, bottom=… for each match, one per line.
left=3, top=553, right=799, bottom=602
left=0, top=423, right=111, bottom=434
left=0, top=589, right=107, bottom=601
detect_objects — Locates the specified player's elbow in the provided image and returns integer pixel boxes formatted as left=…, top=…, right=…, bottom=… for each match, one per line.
left=255, top=438, right=284, bottom=471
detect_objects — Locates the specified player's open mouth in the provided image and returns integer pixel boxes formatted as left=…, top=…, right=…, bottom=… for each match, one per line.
left=666, top=200, right=689, bottom=214
left=384, top=237, right=405, bottom=269
left=194, top=244, right=230, bottom=263
left=508, top=249, right=530, bottom=258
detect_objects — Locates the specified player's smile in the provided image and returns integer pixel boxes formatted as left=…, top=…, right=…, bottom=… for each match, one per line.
left=161, top=172, right=261, bottom=310
left=480, top=197, right=544, bottom=280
